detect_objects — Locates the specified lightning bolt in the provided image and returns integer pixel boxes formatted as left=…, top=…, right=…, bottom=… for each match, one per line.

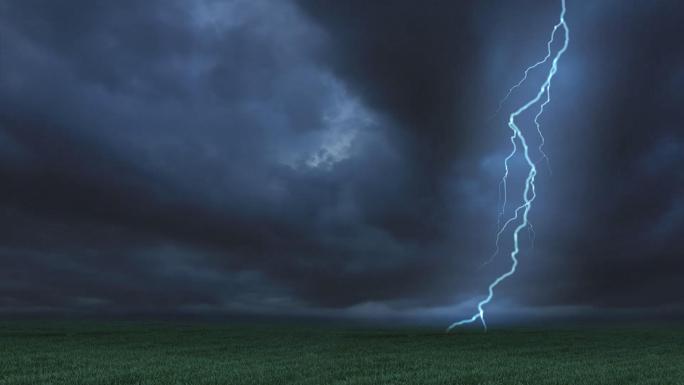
left=448, top=0, right=569, bottom=332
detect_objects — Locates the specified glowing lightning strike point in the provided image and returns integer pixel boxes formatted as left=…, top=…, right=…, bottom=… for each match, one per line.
left=448, top=0, right=569, bottom=332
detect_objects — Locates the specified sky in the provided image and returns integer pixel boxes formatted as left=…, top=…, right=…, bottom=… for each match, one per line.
left=0, top=0, right=682, bottom=326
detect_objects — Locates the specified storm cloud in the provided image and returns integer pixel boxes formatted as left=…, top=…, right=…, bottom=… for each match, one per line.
left=0, top=0, right=682, bottom=323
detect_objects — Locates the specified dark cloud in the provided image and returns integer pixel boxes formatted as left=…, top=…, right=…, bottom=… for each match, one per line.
left=0, top=0, right=682, bottom=323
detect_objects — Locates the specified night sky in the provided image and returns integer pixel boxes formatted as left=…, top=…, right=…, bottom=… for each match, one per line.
left=0, top=0, right=682, bottom=325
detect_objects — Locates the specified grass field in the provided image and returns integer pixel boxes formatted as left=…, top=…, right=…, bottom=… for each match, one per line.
left=0, top=321, right=682, bottom=385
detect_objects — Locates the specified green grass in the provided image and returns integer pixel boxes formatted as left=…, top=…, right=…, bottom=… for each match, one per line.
left=0, top=321, right=683, bottom=384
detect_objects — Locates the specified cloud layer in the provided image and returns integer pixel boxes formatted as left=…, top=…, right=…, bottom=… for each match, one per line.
left=0, top=0, right=682, bottom=323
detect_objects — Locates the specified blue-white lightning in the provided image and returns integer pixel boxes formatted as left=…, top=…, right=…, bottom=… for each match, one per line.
left=448, top=0, right=569, bottom=332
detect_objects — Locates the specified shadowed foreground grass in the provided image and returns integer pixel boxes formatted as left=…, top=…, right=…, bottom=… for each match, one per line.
left=0, top=321, right=683, bottom=385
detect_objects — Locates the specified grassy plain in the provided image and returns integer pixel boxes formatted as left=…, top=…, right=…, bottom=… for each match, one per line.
left=0, top=321, right=682, bottom=385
